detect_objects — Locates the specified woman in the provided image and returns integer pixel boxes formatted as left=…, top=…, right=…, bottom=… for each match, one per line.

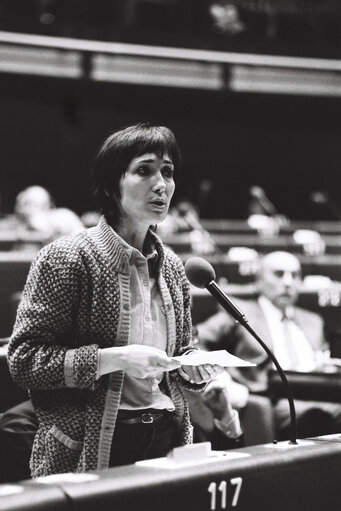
left=7, top=123, right=222, bottom=477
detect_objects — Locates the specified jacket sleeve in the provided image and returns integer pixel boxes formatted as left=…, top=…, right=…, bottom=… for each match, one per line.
left=207, top=427, right=244, bottom=451
left=7, top=247, right=99, bottom=391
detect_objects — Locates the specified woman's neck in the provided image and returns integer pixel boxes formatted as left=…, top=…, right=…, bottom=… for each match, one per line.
left=116, top=220, right=149, bottom=253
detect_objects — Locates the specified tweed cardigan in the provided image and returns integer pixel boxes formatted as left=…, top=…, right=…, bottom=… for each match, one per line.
left=8, top=216, right=201, bottom=477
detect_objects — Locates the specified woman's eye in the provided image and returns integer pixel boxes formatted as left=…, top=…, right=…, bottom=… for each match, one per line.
left=137, top=166, right=149, bottom=176
left=162, top=167, right=174, bottom=179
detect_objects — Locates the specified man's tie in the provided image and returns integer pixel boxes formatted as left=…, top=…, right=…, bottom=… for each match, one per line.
left=281, top=312, right=301, bottom=369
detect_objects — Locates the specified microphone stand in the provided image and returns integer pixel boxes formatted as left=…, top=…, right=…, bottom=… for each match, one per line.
left=182, top=210, right=223, bottom=255
left=206, top=280, right=298, bottom=445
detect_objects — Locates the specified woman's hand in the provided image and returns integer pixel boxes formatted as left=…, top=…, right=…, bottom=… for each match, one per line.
left=98, top=345, right=181, bottom=379
left=178, top=364, right=224, bottom=384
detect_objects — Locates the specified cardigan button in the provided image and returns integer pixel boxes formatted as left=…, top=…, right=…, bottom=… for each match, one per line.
left=123, top=303, right=129, bottom=311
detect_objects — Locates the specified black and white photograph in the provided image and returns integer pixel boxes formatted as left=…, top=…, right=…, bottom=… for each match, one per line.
left=0, top=1, right=340, bottom=510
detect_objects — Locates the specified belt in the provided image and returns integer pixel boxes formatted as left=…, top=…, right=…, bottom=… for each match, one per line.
left=117, top=410, right=169, bottom=425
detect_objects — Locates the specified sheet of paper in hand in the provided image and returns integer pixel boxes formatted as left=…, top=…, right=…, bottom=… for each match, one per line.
left=172, top=350, right=256, bottom=368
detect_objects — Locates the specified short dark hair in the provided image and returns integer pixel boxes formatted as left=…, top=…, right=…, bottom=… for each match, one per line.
left=91, top=123, right=182, bottom=228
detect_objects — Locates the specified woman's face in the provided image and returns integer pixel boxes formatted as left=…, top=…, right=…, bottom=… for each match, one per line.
left=119, top=152, right=175, bottom=227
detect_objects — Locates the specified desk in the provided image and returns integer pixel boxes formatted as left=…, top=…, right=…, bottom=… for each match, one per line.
left=0, top=231, right=46, bottom=252
left=201, top=219, right=341, bottom=235
left=163, top=232, right=341, bottom=255
left=2, top=437, right=341, bottom=511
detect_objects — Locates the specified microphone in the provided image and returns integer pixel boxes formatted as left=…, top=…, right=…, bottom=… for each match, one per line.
left=177, top=202, right=222, bottom=255
left=249, top=186, right=278, bottom=216
left=185, top=257, right=246, bottom=322
left=310, top=191, right=341, bottom=220
left=185, top=256, right=298, bottom=445
left=177, top=202, right=206, bottom=232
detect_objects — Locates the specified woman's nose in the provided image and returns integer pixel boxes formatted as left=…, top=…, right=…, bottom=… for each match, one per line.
left=152, top=171, right=166, bottom=191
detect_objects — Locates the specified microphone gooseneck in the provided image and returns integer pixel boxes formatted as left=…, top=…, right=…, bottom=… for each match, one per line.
left=176, top=205, right=223, bottom=255
left=185, top=256, right=298, bottom=445
left=310, top=190, right=341, bottom=221
left=249, top=186, right=278, bottom=216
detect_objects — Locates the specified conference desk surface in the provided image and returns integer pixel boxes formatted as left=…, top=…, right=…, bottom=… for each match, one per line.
left=201, top=219, right=341, bottom=235
left=1, top=436, right=341, bottom=511
left=0, top=231, right=47, bottom=251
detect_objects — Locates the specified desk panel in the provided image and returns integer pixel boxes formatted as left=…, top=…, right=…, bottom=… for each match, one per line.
left=163, top=233, right=341, bottom=255
left=269, top=369, right=341, bottom=402
left=1, top=438, right=340, bottom=511
left=0, top=231, right=46, bottom=252
left=201, top=219, right=341, bottom=235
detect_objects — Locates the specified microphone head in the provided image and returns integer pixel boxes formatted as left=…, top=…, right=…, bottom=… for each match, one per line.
left=249, top=186, right=265, bottom=199
left=184, top=256, right=216, bottom=288
left=176, top=200, right=198, bottom=218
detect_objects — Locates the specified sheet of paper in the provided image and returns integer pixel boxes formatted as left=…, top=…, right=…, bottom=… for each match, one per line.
left=172, top=350, right=256, bottom=368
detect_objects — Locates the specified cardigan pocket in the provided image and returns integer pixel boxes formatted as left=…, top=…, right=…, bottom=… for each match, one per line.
left=45, top=425, right=84, bottom=474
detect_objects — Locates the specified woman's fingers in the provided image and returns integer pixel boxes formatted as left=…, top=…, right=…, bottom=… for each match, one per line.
left=180, top=363, right=223, bottom=383
left=123, top=345, right=180, bottom=378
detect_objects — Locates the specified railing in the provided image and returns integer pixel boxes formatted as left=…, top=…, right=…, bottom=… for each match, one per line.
left=0, top=30, right=340, bottom=95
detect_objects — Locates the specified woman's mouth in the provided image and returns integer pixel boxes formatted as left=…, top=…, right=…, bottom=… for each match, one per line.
left=150, top=199, right=166, bottom=209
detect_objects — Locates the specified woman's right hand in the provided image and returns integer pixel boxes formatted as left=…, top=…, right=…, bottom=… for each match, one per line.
left=98, top=345, right=181, bottom=379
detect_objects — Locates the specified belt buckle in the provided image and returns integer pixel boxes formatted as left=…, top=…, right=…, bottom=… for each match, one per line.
left=141, top=412, right=153, bottom=424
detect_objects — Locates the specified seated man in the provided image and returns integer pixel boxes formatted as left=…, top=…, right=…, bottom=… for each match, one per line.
left=196, top=251, right=341, bottom=440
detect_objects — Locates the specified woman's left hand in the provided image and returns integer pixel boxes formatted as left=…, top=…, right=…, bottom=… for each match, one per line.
left=178, top=364, right=224, bottom=384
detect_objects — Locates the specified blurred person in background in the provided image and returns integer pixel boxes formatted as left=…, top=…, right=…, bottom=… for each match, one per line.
left=0, top=185, right=84, bottom=239
left=7, top=123, right=223, bottom=478
left=196, top=251, right=341, bottom=440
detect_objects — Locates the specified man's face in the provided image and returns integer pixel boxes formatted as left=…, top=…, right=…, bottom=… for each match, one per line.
left=258, top=252, right=302, bottom=311
left=15, top=186, right=51, bottom=218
